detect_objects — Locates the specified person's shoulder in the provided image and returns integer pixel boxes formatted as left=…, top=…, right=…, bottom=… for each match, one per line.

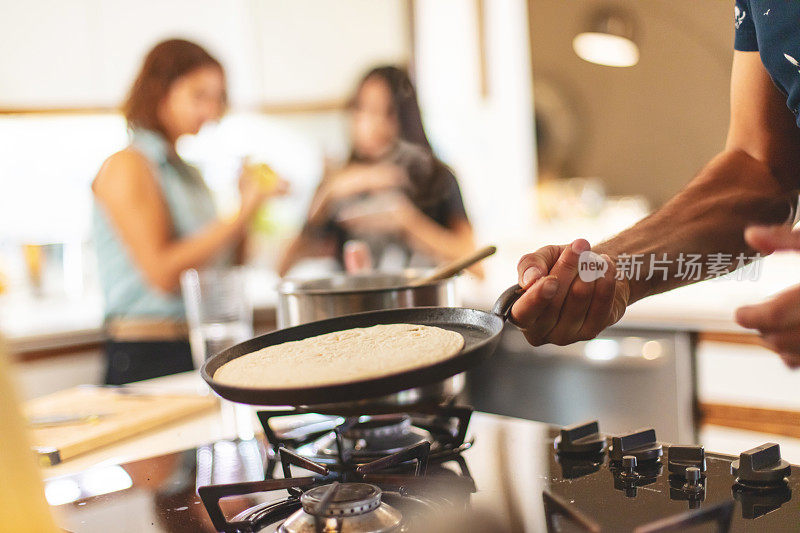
left=93, top=148, right=154, bottom=196
left=434, top=161, right=460, bottom=189
left=102, top=147, right=151, bottom=174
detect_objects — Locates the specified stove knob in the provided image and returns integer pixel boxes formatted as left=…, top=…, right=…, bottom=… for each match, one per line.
left=683, top=467, right=703, bottom=493
left=554, top=420, right=607, bottom=455
left=609, top=428, right=663, bottom=463
left=667, top=445, right=706, bottom=477
left=614, top=456, right=641, bottom=498
left=622, top=455, right=637, bottom=477
left=731, top=442, right=791, bottom=486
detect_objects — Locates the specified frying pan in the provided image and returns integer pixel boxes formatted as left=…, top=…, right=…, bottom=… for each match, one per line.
left=201, top=284, right=523, bottom=406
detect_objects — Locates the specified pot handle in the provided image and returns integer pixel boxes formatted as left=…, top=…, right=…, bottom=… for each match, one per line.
left=492, top=284, right=525, bottom=320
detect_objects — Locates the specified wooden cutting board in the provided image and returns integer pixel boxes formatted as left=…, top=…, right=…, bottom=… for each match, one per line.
left=24, top=386, right=218, bottom=465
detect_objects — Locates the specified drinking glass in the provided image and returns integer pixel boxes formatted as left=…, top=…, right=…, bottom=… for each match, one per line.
left=181, top=267, right=256, bottom=440
left=181, top=267, right=253, bottom=370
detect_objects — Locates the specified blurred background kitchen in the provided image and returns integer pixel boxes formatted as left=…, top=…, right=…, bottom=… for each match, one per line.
left=3, top=0, right=800, bottom=458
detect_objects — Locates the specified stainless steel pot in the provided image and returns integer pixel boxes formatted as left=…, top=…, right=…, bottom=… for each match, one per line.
left=277, top=270, right=464, bottom=408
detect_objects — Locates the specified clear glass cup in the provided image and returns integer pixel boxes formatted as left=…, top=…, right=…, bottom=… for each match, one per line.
left=180, top=267, right=254, bottom=370
left=181, top=267, right=256, bottom=441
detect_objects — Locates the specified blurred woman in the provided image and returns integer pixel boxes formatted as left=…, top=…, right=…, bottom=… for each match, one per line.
left=278, top=66, right=477, bottom=276
left=92, top=39, right=285, bottom=384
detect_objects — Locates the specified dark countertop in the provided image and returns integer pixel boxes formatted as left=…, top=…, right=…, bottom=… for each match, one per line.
left=48, top=410, right=800, bottom=532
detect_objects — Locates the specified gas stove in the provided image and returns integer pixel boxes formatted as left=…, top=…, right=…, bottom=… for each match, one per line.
left=51, top=412, right=800, bottom=532
left=198, top=442, right=475, bottom=532
left=256, top=403, right=473, bottom=468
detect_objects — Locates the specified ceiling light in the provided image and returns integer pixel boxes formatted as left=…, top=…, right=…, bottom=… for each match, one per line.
left=573, top=8, right=639, bottom=68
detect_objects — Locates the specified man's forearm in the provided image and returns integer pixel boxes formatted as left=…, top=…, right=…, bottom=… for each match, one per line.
left=594, top=149, right=797, bottom=303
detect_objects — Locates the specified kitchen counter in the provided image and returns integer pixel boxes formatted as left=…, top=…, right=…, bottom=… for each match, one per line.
left=40, top=372, right=239, bottom=478
left=0, top=292, right=106, bottom=354
left=46, top=397, right=561, bottom=532
left=2, top=271, right=281, bottom=356
left=41, top=371, right=800, bottom=532
left=41, top=370, right=800, bottom=481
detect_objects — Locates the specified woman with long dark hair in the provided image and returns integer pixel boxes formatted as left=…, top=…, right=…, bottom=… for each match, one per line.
left=278, top=66, right=477, bottom=275
left=92, top=39, right=285, bottom=384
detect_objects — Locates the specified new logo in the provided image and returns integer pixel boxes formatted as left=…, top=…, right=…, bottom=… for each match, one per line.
left=578, top=251, right=609, bottom=282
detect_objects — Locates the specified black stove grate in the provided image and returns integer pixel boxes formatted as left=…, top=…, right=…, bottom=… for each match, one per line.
left=198, top=437, right=475, bottom=533
left=256, top=403, right=473, bottom=471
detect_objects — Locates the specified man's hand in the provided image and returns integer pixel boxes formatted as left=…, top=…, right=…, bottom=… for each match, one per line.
left=735, top=225, right=800, bottom=369
left=511, top=239, right=630, bottom=346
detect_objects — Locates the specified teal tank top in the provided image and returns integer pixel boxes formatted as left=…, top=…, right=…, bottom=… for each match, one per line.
left=93, top=129, right=224, bottom=320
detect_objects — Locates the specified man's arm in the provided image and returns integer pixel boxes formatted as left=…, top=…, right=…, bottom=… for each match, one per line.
left=598, top=51, right=800, bottom=301
left=511, top=51, right=800, bottom=346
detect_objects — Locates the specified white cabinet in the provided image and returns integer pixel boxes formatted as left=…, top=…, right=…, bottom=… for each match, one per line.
left=252, top=0, right=409, bottom=104
left=0, top=0, right=99, bottom=107
left=0, top=0, right=410, bottom=109
left=92, top=0, right=259, bottom=108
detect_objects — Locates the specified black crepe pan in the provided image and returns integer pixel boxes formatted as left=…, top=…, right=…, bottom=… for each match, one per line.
left=201, top=284, right=523, bottom=406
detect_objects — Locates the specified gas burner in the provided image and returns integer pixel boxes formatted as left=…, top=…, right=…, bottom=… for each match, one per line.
left=296, top=415, right=432, bottom=464
left=258, top=404, right=473, bottom=469
left=279, top=482, right=401, bottom=533
left=198, top=441, right=475, bottom=533
left=343, top=415, right=412, bottom=441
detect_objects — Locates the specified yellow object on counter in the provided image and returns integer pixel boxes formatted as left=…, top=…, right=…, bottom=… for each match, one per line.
left=0, top=338, right=60, bottom=532
left=22, top=244, right=44, bottom=292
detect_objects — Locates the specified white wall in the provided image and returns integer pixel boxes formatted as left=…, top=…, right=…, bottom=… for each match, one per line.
left=253, top=0, right=410, bottom=104
left=413, top=0, right=537, bottom=246
left=0, top=0, right=410, bottom=109
left=529, top=0, right=732, bottom=206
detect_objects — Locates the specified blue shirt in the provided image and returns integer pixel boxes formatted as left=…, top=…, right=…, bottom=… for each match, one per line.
left=93, top=129, right=226, bottom=320
left=734, top=0, right=800, bottom=127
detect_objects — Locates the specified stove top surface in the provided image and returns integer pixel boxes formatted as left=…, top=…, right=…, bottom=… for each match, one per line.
left=50, top=413, right=800, bottom=532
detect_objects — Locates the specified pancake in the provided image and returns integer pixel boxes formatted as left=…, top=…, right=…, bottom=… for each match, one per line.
left=213, top=323, right=465, bottom=389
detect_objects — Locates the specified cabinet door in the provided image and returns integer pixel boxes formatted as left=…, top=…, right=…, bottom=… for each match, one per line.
left=0, top=0, right=99, bottom=108
left=252, top=0, right=410, bottom=105
left=0, top=0, right=410, bottom=109
left=93, top=0, right=259, bottom=107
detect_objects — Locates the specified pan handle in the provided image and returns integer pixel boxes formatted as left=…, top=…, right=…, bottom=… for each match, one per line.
left=492, top=284, right=525, bottom=320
